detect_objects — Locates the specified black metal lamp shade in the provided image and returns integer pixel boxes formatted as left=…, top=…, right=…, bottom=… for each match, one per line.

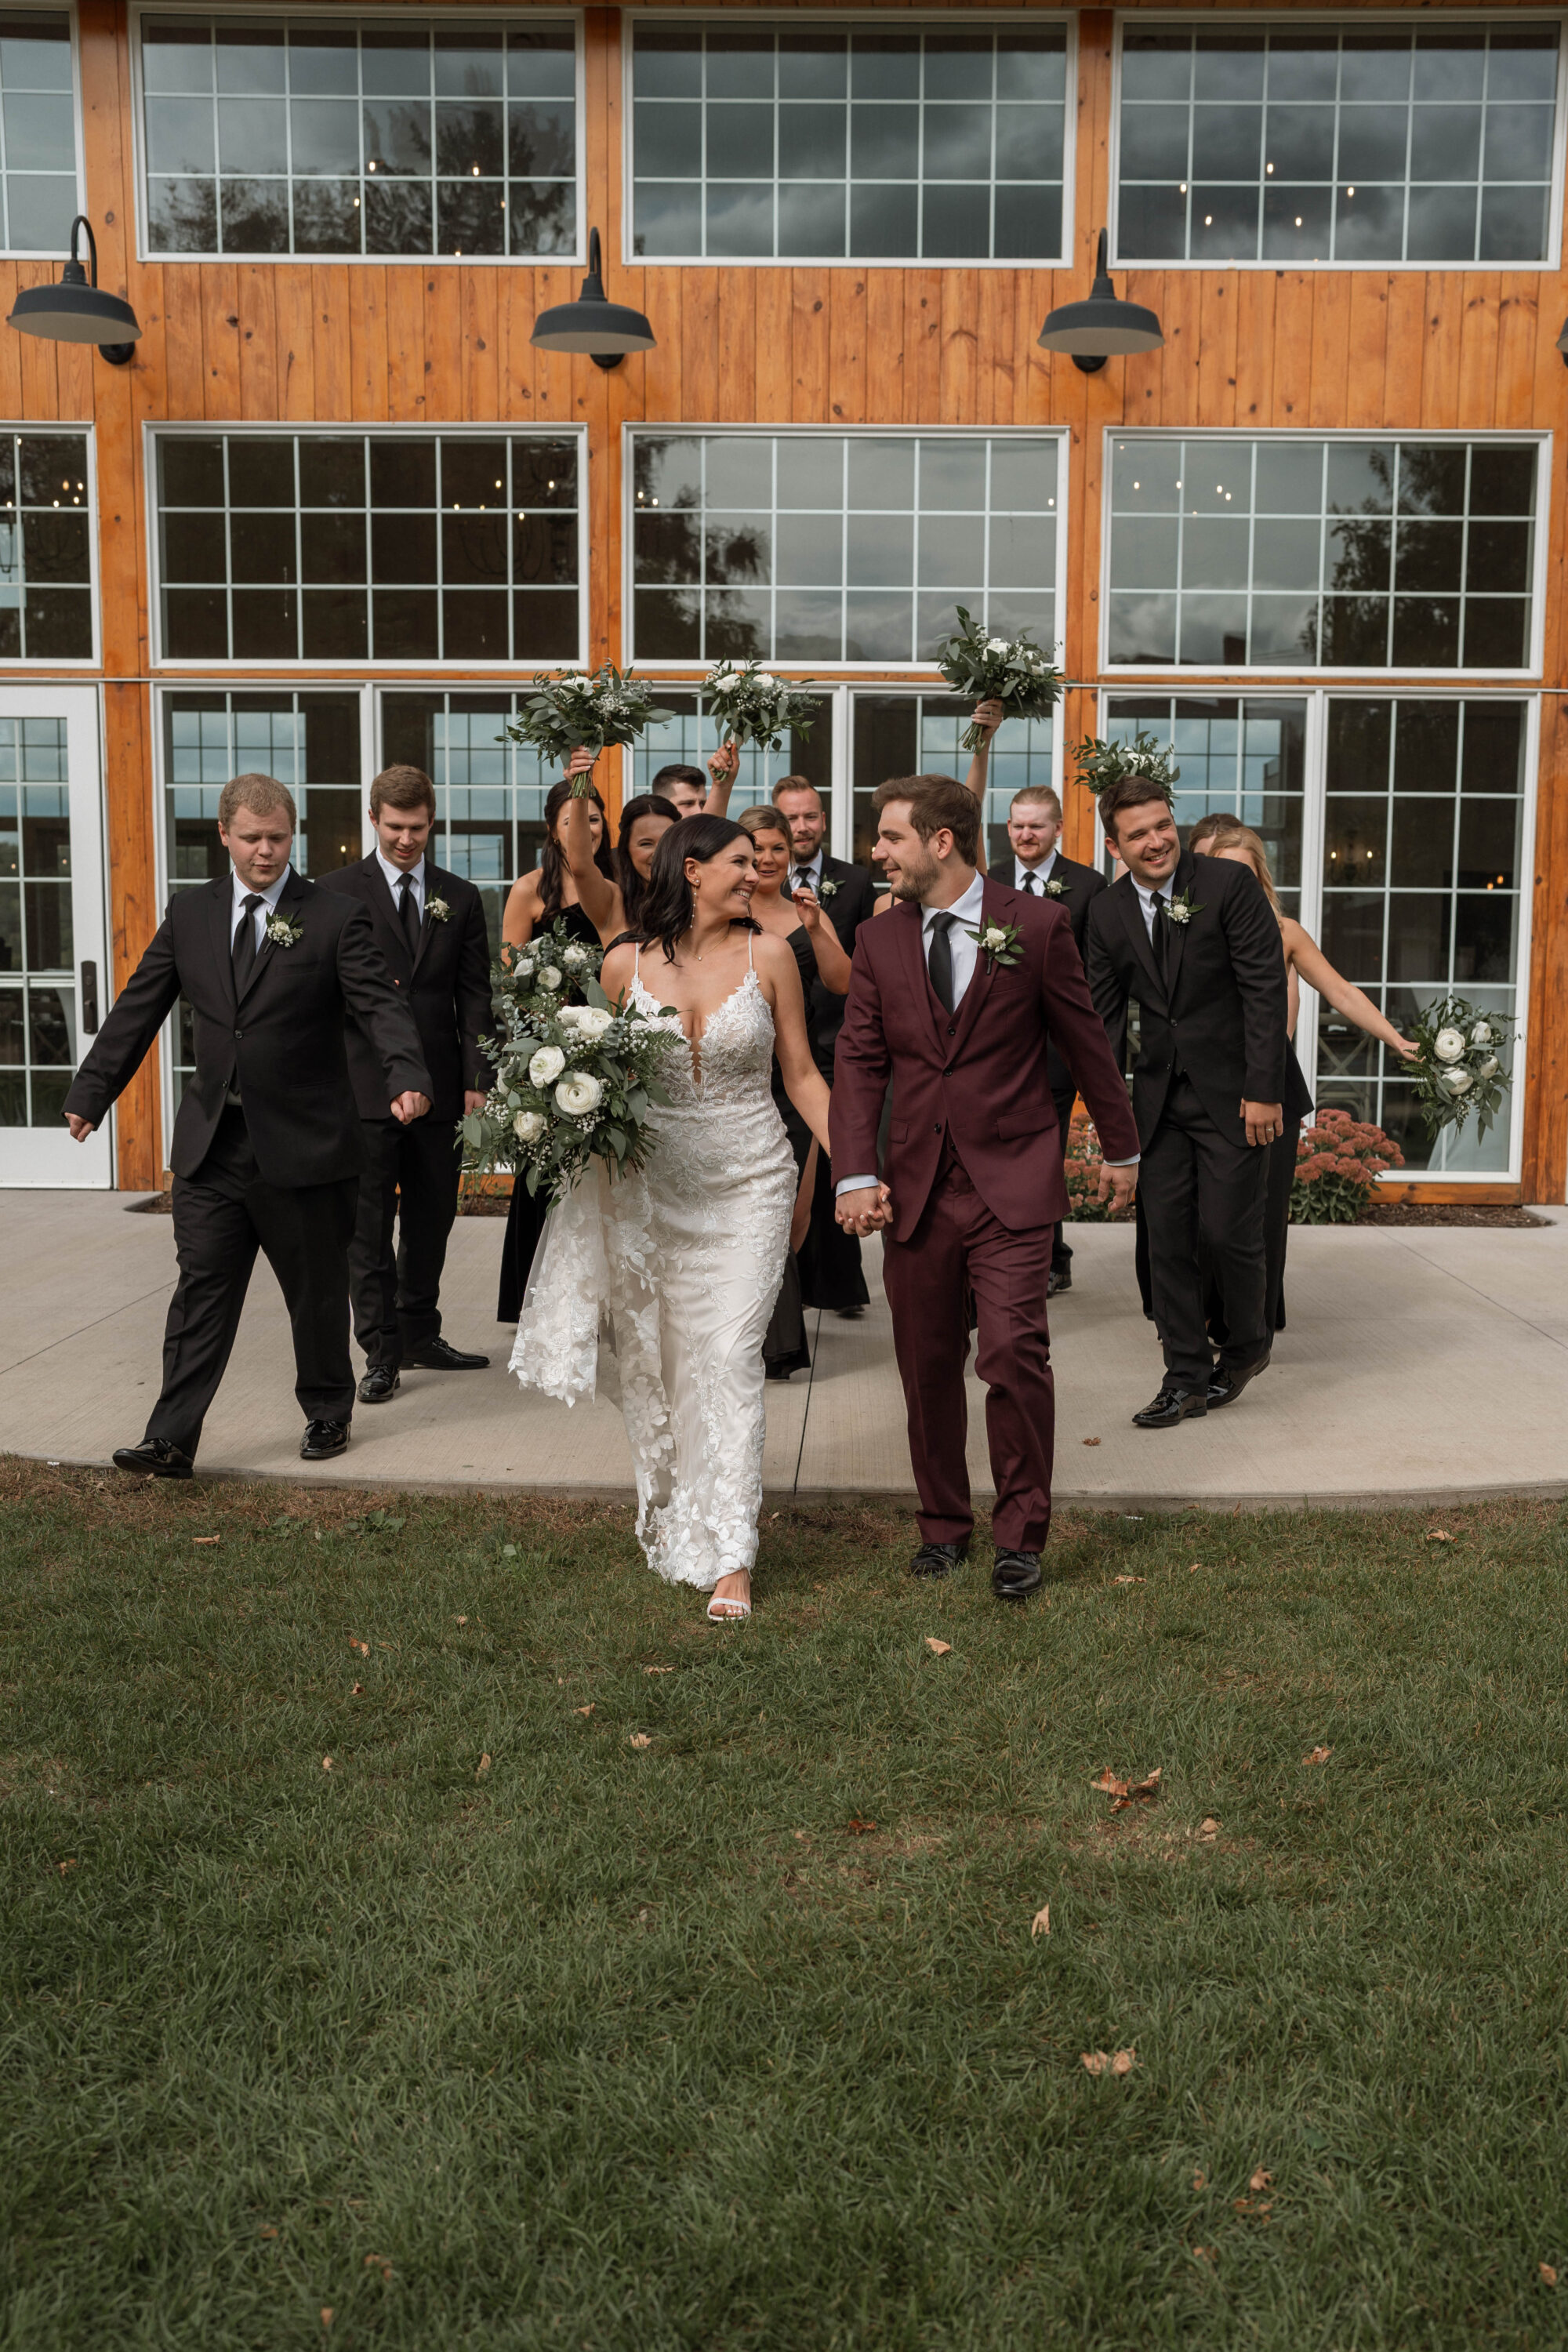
left=1557, top=317, right=1568, bottom=368
left=1038, top=230, right=1163, bottom=375
left=530, top=227, right=655, bottom=371
left=7, top=216, right=140, bottom=365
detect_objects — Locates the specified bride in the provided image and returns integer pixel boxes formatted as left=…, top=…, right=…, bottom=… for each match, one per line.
left=511, top=815, right=833, bottom=1621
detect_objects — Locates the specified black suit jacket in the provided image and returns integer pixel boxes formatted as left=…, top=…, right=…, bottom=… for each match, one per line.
left=63, top=869, right=431, bottom=1186
left=1022, top=851, right=1109, bottom=1101
left=1084, top=849, right=1309, bottom=1151
left=318, top=855, right=491, bottom=1123
left=785, top=852, right=877, bottom=1070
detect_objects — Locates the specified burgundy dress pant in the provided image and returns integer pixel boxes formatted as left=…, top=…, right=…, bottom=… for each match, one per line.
left=880, top=1155, right=1055, bottom=1552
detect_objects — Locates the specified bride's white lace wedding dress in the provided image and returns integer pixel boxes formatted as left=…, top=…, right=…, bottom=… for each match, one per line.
left=510, top=937, right=797, bottom=1590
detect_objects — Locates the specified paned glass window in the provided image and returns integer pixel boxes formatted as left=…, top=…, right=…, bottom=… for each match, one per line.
left=140, top=14, right=576, bottom=258
left=1319, top=696, right=1524, bottom=1172
left=851, top=691, right=1053, bottom=867
left=0, top=716, right=73, bottom=1127
left=380, top=690, right=564, bottom=955
left=631, top=432, right=1060, bottom=666
left=631, top=690, right=834, bottom=826
left=0, top=11, right=75, bottom=252
left=155, top=433, right=581, bottom=666
left=161, top=689, right=361, bottom=1101
left=0, top=431, right=92, bottom=660
left=1118, top=20, right=1559, bottom=265
left=1106, top=437, right=1537, bottom=671
left=631, top=18, right=1067, bottom=261
left=1105, top=695, right=1306, bottom=916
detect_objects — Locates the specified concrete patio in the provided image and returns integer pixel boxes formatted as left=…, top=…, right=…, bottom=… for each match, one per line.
left=2, top=1189, right=1566, bottom=1511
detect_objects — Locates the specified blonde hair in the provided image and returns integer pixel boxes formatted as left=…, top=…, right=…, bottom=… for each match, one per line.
left=218, top=772, right=297, bottom=829
left=1188, top=815, right=1283, bottom=918
left=739, top=803, right=792, bottom=848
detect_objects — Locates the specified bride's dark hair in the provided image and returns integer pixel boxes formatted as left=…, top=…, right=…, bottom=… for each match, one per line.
left=637, top=815, right=759, bottom=963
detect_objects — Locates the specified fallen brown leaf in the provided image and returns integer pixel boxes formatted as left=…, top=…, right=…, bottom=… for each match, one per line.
left=1196, top=1817, right=1219, bottom=1842
left=1192, top=2246, right=1215, bottom=2264
left=1030, top=1904, right=1051, bottom=1938
left=349, top=1639, right=369, bottom=1657
left=1083, top=1436, right=1101, bottom=1446
left=1110, top=2049, right=1137, bottom=2076
left=1301, top=1745, right=1334, bottom=1767
left=1249, top=2167, right=1272, bottom=2193
left=57, top=1858, right=76, bottom=1875
left=793, top=1830, right=808, bottom=1842
left=575, top=1704, right=594, bottom=1717
left=1092, top=1766, right=1161, bottom=1811
left=1112, top=1573, right=1145, bottom=1585
left=363, top=2255, right=394, bottom=2280
left=1081, top=2051, right=1109, bottom=2076
left=925, top=1637, right=953, bottom=1656
left=1081, top=2047, right=1137, bottom=2077
left=846, top=1817, right=877, bottom=1835
left=476, top=1753, right=492, bottom=1778
left=1192, top=2169, right=1206, bottom=2191
left=193, top=1535, right=220, bottom=1546
left=260, top=2225, right=278, bottom=2240
left=350, top=1682, right=364, bottom=1697
left=321, top=2312, right=333, bottom=2330
left=1541, top=2263, right=1559, bottom=2287
left=455, top=1614, right=469, bottom=1626
left=644, top=1665, right=673, bottom=1675
left=1425, top=1530, right=1455, bottom=1544
left=629, top=1733, right=652, bottom=1749
left=321, top=1756, right=333, bottom=1771
left=1188, top=1562, right=1202, bottom=1573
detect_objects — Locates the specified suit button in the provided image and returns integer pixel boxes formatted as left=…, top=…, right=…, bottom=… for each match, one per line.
left=947, top=1023, right=956, bottom=1036
left=935, top=1120, right=942, bottom=1132
left=234, top=1028, right=242, bottom=1039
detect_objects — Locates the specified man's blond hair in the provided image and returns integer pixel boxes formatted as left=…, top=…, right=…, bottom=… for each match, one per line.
left=1010, top=784, right=1062, bottom=822
left=218, top=772, right=297, bottom=829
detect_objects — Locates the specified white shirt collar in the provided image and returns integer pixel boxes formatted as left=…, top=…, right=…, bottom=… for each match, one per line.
left=922, top=869, right=986, bottom=931
left=231, top=865, right=290, bottom=914
left=792, top=847, right=823, bottom=877
left=376, top=848, right=425, bottom=895
left=1016, top=848, right=1058, bottom=887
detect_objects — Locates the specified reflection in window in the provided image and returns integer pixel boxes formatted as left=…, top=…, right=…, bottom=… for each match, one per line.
left=1118, top=20, right=1559, bottom=263
left=0, top=713, right=73, bottom=1126
left=632, top=18, right=1066, bottom=262
left=1107, top=437, right=1537, bottom=670
left=380, top=691, right=562, bottom=956
left=1105, top=696, right=1305, bottom=916
left=851, top=692, right=1054, bottom=868
left=0, top=432, right=93, bottom=660
left=631, top=432, right=1060, bottom=666
left=156, top=433, right=581, bottom=665
left=1319, top=698, right=1524, bottom=1171
left=631, top=690, right=833, bottom=827
left=0, top=11, right=75, bottom=251
left=140, top=14, right=576, bottom=257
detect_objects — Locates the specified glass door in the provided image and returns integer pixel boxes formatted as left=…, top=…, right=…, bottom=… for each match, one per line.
left=0, top=688, right=108, bottom=1187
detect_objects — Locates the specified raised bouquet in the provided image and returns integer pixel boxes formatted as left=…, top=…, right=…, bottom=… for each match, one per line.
left=1408, top=996, right=1515, bottom=1142
left=463, top=919, right=681, bottom=1200
left=703, top=659, right=817, bottom=752
left=935, top=605, right=1068, bottom=752
left=1073, top=731, right=1180, bottom=802
left=502, top=663, right=673, bottom=795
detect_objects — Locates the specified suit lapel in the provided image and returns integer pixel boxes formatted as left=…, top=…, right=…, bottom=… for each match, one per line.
left=235, top=869, right=307, bottom=1007
left=360, top=852, right=414, bottom=978
left=1162, top=849, right=1195, bottom=1004
left=208, top=877, right=237, bottom=1014
left=411, top=862, right=447, bottom=973
left=894, top=899, right=946, bottom=1051
left=1116, top=873, right=1167, bottom=1005
left=946, top=880, right=998, bottom=1058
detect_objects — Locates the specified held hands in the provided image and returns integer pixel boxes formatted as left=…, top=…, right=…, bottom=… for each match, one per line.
left=1096, top=1160, right=1138, bottom=1212
left=835, top=1181, right=893, bottom=1237
left=390, top=1091, right=431, bottom=1125
left=1243, top=1099, right=1284, bottom=1148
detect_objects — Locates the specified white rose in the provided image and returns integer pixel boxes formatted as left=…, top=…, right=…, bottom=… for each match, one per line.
left=572, top=1005, right=614, bottom=1041
left=981, top=926, right=1007, bottom=950
left=513, top=1109, right=546, bottom=1144
left=986, top=637, right=1011, bottom=655
left=561, top=944, right=588, bottom=969
left=1470, top=1021, right=1494, bottom=1047
left=528, top=1045, right=566, bottom=1086
left=1432, top=1027, right=1466, bottom=1063
left=555, top=1073, right=602, bottom=1117
left=1443, top=1066, right=1473, bottom=1094
left=1476, top=1054, right=1498, bottom=1080
left=512, top=957, right=535, bottom=981
left=538, top=967, right=562, bottom=991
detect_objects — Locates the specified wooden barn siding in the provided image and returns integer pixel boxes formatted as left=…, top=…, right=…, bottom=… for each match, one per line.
left=0, top=0, right=1558, bottom=1195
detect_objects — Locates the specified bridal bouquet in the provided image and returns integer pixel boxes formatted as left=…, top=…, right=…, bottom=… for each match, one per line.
left=1408, top=996, right=1515, bottom=1141
left=503, top=663, right=673, bottom=793
left=494, top=914, right=603, bottom=1022
left=702, top=659, right=818, bottom=753
left=935, top=606, right=1068, bottom=752
left=1073, top=731, right=1180, bottom=802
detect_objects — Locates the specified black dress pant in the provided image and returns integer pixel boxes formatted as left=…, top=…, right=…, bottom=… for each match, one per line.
left=147, top=1104, right=358, bottom=1459
left=1139, top=1075, right=1270, bottom=1389
left=351, top=1113, right=462, bottom=1367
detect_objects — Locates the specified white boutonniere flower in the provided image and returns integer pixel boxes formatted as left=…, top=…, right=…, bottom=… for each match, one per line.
left=1043, top=876, right=1069, bottom=899
left=965, top=917, right=1024, bottom=972
left=1163, top=888, right=1203, bottom=927
left=264, top=913, right=303, bottom=948
left=427, top=896, right=450, bottom=924
left=816, top=875, right=840, bottom=902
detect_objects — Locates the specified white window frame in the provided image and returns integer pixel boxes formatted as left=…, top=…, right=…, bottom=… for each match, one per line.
left=1092, top=681, right=1537, bottom=1185
left=1098, top=426, right=1552, bottom=681
left=144, top=419, right=590, bottom=672
left=0, top=420, right=100, bottom=670
left=1109, top=8, right=1568, bottom=274
left=622, top=421, right=1071, bottom=678
left=0, top=2, right=87, bottom=260
left=128, top=1, right=586, bottom=268
left=622, top=7, right=1075, bottom=270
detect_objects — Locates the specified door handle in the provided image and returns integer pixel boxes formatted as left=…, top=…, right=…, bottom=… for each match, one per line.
left=82, top=960, right=99, bottom=1033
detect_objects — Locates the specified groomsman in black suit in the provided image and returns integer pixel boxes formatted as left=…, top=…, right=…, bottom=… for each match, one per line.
left=318, top=764, right=493, bottom=1403
left=1085, top=776, right=1306, bottom=1428
left=63, top=774, right=431, bottom=1475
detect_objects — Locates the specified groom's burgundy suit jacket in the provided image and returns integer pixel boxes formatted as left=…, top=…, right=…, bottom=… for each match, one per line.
left=829, top=878, right=1140, bottom=1245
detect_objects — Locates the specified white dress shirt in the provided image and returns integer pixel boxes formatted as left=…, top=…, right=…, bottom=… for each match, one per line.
left=1132, top=875, right=1166, bottom=941
left=230, top=865, right=291, bottom=949
left=1014, top=848, right=1059, bottom=895
left=376, top=848, right=426, bottom=921
left=789, top=848, right=824, bottom=895
left=835, top=873, right=986, bottom=1194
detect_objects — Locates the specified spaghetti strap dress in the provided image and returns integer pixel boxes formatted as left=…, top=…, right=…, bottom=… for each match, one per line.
left=495, top=900, right=604, bottom=1325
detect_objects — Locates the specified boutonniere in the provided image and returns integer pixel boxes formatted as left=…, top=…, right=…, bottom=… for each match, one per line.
left=815, top=875, right=840, bottom=902
left=427, top=897, right=451, bottom=924
left=264, top=913, right=303, bottom=948
left=1162, top=888, right=1203, bottom=927
left=966, top=918, right=1023, bottom=971
left=1042, top=876, right=1069, bottom=899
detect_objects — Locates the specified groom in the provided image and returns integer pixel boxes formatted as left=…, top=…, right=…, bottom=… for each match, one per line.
left=832, top=775, right=1139, bottom=1599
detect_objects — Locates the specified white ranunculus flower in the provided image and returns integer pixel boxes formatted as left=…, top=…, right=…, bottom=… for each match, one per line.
left=512, top=956, right=535, bottom=980
left=561, top=944, right=588, bottom=968
left=986, top=637, right=1012, bottom=655
left=513, top=1109, right=546, bottom=1144
left=528, top=1045, right=566, bottom=1086
left=538, top=967, right=562, bottom=991
left=572, top=1005, right=614, bottom=1040
left=1476, top=1054, right=1498, bottom=1080
left=555, top=1072, right=602, bottom=1117
left=1470, top=1020, right=1494, bottom=1047
left=1443, top=1066, right=1473, bottom=1093
left=1432, top=1026, right=1466, bottom=1063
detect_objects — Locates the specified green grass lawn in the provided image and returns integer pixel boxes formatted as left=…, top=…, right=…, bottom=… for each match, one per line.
left=4, top=1462, right=1567, bottom=2350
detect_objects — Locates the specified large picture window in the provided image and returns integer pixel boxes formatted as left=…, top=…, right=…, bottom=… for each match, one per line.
left=1116, top=19, right=1560, bottom=266
left=380, top=690, right=564, bottom=955
left=154, top=432, right=583, bottom=667
left=139, top=13, right=577, bottom=259
left=0, top=430, right=93, bottom=662
left=1105, top=695, right=1306, bottom=916
left=630, top=430, right=1062, bottom=668
left=0, top=10, right=76, bottom=252
left=630, top=16, right=1067, bottom=262
left=1105, top=436, right=1538, bottom=672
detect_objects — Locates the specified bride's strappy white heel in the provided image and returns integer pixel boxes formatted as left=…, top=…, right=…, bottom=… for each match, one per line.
left=706, top=1580, right=753, bottom=1623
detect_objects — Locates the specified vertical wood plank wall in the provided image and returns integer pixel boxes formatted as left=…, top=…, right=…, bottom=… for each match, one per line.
left=5, top=0, right=1563, bottom=1198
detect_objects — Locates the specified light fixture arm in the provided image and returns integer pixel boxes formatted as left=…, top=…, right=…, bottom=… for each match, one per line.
left=64, top=213, right=98, bottom=289
left=584, top=227, right=621, bottom=371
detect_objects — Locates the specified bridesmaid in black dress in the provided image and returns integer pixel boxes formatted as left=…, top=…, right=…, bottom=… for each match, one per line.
left=495, top=757, right=629, bottom=1325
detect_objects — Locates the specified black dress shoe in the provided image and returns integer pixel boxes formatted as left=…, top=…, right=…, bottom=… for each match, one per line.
left=300, top=1419, right=350, bottom=1461
left=1050, top=1263, right=1073, bottom=1294
left=400, top=1336, right=490, bottom=1370
left=358, top=1365, right=400, bottom=1405
left=835, top=1305, right=866, bottom=1319
left=1131, top=1385, right=1209, bottom=1430
left=112, top=1437, right=193, bottom=1479
left=1207, top=1354, right=1270, bottom=1409
left=909, top=1538, right=968, bottom=1579
left=992, top=1547, right=1043, bottom=1600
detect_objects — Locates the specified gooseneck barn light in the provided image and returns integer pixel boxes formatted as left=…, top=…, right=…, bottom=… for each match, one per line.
left=529, top=227, right=656, bottom=372
left=7, top=216, right=140, bottom=366
left=1038, top=230, right=1163, bottom=376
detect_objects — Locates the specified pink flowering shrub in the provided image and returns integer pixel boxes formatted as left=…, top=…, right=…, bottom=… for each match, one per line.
left=1290, top=1108, right=1404, bottom=1225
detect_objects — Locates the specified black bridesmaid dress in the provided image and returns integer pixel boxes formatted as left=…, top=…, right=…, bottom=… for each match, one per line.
left=761, top=924, right=819, bottom=1380
left=495, top=900, right=605, bottom=1326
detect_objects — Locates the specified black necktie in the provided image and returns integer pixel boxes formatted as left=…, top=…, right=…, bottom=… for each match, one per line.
left=793, top=866, right=814, bottom=895
left=1022, top=869, right=1039, bottom=895
left=231, top=892, right=264, bottom=993
left=397, top=871, right=420, bottom=955
left=927, top=910, right=956, bottom=1013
